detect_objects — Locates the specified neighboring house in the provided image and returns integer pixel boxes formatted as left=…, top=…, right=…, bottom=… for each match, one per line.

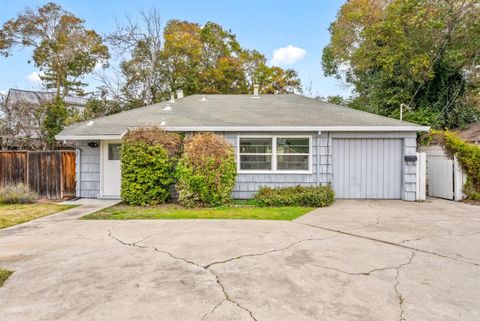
left=0, top=89, right=87, bottom=149
left=57, top=89, right=429, bottom=201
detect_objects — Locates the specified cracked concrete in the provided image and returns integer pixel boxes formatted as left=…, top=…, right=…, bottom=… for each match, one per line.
left=0, top=198, right=479, bottom=321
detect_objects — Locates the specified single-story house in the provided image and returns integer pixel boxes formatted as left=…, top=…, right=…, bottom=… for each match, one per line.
left=56, top=89, right=429, bottom=201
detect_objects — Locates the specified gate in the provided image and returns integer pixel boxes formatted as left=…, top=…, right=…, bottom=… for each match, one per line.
left=0, top=151, right=76, bottom=199
left=423, top=145, right=466, bottom=201
left=428, top=157, right=454, bottom=199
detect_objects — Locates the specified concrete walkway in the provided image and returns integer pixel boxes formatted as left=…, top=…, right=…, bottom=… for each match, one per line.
left=0, top=199, right=479, bottom=321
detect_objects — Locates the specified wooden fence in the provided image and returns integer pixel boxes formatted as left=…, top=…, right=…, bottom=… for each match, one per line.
left=0, top=151, right=76, bottom=199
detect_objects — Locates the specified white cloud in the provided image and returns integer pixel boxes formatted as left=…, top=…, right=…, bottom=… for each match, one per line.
left=27, top=71, right=43, bottom=84
left=271, top=45, right=307, bottom=66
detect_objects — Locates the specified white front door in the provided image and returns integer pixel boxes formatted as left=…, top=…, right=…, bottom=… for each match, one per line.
left=102, top=140, right=122, bottom=198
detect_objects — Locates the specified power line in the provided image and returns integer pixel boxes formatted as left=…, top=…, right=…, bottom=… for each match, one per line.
left=431, top=46, right=480, bottom=127
left=405, top=4, right=474, bottom=110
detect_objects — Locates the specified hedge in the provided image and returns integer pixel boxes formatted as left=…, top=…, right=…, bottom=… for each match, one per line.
left=431, top=130, right=480, bottom=200
left=254, top=185, right=335, bottom=207
left=176, top=133, right=237, bottom=207
left=121, top=128, right=181, bottom=206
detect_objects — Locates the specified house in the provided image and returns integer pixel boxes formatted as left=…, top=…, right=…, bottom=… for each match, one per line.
left=0, top=89, right=87, bottom=149
left=56, top=89, right=429, bottom=201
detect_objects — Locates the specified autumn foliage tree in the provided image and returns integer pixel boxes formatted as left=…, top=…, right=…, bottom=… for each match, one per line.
left=109, top=16, right=302, bottom=105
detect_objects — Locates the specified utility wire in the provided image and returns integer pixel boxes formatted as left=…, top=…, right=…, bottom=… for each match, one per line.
left=405, top=5, right=473, bottom=110
left=431, top=46, right=480, bottom=127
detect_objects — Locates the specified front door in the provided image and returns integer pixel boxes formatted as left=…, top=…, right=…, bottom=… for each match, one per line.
left=102, top=141, right=121, bottom=198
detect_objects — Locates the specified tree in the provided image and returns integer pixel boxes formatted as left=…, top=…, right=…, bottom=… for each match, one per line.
left=110, top=15, right=302, bottom=105
left=107, top=8, right=164, bottom=106
left=0, top=2, right=110, bottom=98
left=317, top=95, right=349, bottom=106
left=0, top=3, right=110, bottom=147
left=322, top=0, right=480, bottom=129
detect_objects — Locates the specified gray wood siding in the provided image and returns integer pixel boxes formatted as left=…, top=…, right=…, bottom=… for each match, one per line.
left=332, top=138, right=402, bottom=199
left=74, top=131, right=418, bottom=201
left=219, top=132, right=320, bottom=199
left=330, top=132, right=417, bottom=201
left=76, top=140, right=100, bottom=198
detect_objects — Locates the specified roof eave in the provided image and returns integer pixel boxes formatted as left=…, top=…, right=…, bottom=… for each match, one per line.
left=56, top=125, right=430, bottom=140
left=55, top=134, right=124, bottom=141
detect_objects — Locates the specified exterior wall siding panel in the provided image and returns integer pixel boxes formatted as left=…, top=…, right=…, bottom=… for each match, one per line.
left=74, top=130, right=418, bottom=201
left=220, top=132, right=321, bottom=199
left=76, top=140, right=101, bottom=198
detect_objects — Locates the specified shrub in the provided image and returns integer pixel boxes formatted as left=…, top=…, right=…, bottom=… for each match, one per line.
left=430, top=130, right=480, bottom=200
left=0, top=183, right=38, bottom=204
left=254, top=185, right=335, bottom=207
left=176, top=133, right=237, bottom=207
left=121, top=128, right=182, bottom=206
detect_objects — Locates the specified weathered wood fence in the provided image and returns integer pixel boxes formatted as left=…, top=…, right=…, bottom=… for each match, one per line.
left=0, top=151, right=76, bottom=199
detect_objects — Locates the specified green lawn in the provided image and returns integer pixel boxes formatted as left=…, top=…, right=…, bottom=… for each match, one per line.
left=0, top=269, right=13, bottom=287
left=0, top=203, right=76, bottom=229
left=82, top=202, right=313, bottom=221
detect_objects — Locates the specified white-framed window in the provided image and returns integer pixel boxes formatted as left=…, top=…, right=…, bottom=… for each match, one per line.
left=237, top=136, right=312, bottom=173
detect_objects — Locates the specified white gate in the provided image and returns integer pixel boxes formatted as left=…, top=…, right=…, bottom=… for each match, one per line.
left=428, top=157, right=454, bottom=199
left=423, top=145, right=466, bottom=201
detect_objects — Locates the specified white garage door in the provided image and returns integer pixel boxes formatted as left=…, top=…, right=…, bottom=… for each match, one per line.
left=332, top=138, right=403, bottom=199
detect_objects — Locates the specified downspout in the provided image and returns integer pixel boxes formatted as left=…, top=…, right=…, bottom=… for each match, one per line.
left=76, top=147, right=81, bottom=198
left=316, top=132, right=321, bottom=186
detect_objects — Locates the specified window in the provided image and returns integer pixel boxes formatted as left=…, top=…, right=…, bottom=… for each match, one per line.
left=108, top=144, right=122, bottom=160
left=239, top=138, right=272, bottom=170
left=238, top=136, right=311, bottom=173
left=276, top=138, right=310, bottom=170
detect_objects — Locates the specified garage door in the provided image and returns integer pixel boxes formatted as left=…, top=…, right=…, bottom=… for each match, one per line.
left=332, top=138, right=403, bottom=199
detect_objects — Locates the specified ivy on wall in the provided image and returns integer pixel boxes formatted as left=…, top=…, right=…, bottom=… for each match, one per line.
left=430, top=130, right=480, bottom=200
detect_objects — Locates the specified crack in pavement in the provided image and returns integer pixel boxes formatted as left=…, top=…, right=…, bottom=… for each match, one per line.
left=310, top=250, right=417, bottom=321
left=351, top=213, right=383, bottom=231
left=204, top=235, right=339, bottom=269
left=199, top=299, right=225, bottom=321
left=311, top=252, right=413, bottom=277
left=400, top=237, right=423, bottom=245
left=107, top=227, right=259, bottom=321
left=295, top=222, right=480, bottom=268
left=107, top=227, right=342, bottom=321
left=394, top=251, right=416, bottom=321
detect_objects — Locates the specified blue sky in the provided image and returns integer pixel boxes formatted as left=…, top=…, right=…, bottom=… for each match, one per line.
left=0, top=0, right=350, bottom=97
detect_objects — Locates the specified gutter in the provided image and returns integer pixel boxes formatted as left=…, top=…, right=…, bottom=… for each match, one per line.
left=58, top=126, right=430, bottom=140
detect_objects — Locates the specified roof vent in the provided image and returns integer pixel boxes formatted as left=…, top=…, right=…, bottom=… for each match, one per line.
left=163, top=104, right=172, bottom=111
left=176, top=89, right=184, bottom=99
left=199, top=94, right=207, bottom=102
left=86, top=120, right=94, bottom=126
left=252, top=84, right=260, bottom=98
left=170, top=93, right=175, bottom=103
left=160, top=117, right=166, bottom=126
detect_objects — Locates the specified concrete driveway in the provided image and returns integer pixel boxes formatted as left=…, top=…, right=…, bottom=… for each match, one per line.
left=0, top=199, right=479, bottom=321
